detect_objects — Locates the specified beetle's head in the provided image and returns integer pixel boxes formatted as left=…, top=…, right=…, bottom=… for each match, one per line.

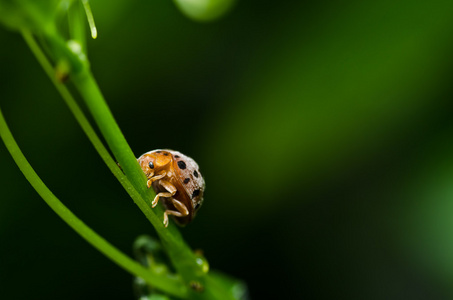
left=138, top=150, right=172, bottom=177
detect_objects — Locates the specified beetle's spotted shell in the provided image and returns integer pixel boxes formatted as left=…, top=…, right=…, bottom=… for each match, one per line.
left=137, top=149, right=205, bottom=225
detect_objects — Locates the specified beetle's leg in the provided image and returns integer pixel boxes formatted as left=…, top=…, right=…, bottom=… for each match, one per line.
left=152, top=180, right=176, bottom=208
left=163, top=198, right=189, bottom=227
left=147, top=171, right=166, bottom=188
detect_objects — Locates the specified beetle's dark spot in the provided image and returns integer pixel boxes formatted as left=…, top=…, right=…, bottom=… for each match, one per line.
left=163, top=152, right=169, bottom=156
left=184, top=178, right=190, bottom=184
left=194, top=203, right=201, bottom=210
left=148, top=161, right=154, bottom=169
left=177, top=161, right=186, bottom=169
left=193, top=170, right=199, bottom=178
left=156, top=151, right=161, bottom=153
left=192, top=189, right=200, bottom=198
left=175, top=155, right=180, bottom=158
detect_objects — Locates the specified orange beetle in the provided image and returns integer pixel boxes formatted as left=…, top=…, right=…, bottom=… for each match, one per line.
left=137, top=149, right=205, bottom=227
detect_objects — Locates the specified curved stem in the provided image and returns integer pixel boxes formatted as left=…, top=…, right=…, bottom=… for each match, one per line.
left=0, top=107, right=187, bottom=298
left=22, top=29, right=241, bottom=299
left=21, top=30, right=190, bottom=296
left=71, top=70, right=206, bottom=286
left=23, top=28, right=204, bottom=295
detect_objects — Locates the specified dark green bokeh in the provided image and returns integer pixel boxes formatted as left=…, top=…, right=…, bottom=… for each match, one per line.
left=2, top=0, right=453, bottom=299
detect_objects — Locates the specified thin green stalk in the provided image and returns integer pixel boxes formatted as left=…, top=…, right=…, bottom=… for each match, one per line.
left=22, top=25, right=195, bottom=289
left=23, top=28, right=237, bottom=299
left=70, top=70, right=204, bottom=278
left=81, top=0, right=98, bottom=39
left=25, top=14, right=193, bottom=279
left=71, top=68, right=239, bottom=300
left=21, top=30, right=190, bottom=297
left=0, top=107, right=187, bottom=298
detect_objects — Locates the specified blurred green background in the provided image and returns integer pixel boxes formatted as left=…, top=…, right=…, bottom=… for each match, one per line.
left=2, top=0, right=453, bottom=299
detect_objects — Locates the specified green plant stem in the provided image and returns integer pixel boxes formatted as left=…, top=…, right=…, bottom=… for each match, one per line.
left=0, top=107, right=187, bottom=298
left=81, top=0, right=98, bottom=39
left=21, top=30, right=192, bottom=297
left=23, top=28, right=237, bottom=299
left=22, top=27, right=202, bottom=294
left=72, top=69, right=240, bottom=300
left=71, top=69, right=208, bottom=288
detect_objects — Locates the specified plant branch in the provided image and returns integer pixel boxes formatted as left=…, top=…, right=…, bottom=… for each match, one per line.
left=70, top=69, right=208, bottom=288
left=22, top=26, right=241, bottom=300
left=23, top=26, right=205, bottom=295
left=21, top=29, right=194, bottom=297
